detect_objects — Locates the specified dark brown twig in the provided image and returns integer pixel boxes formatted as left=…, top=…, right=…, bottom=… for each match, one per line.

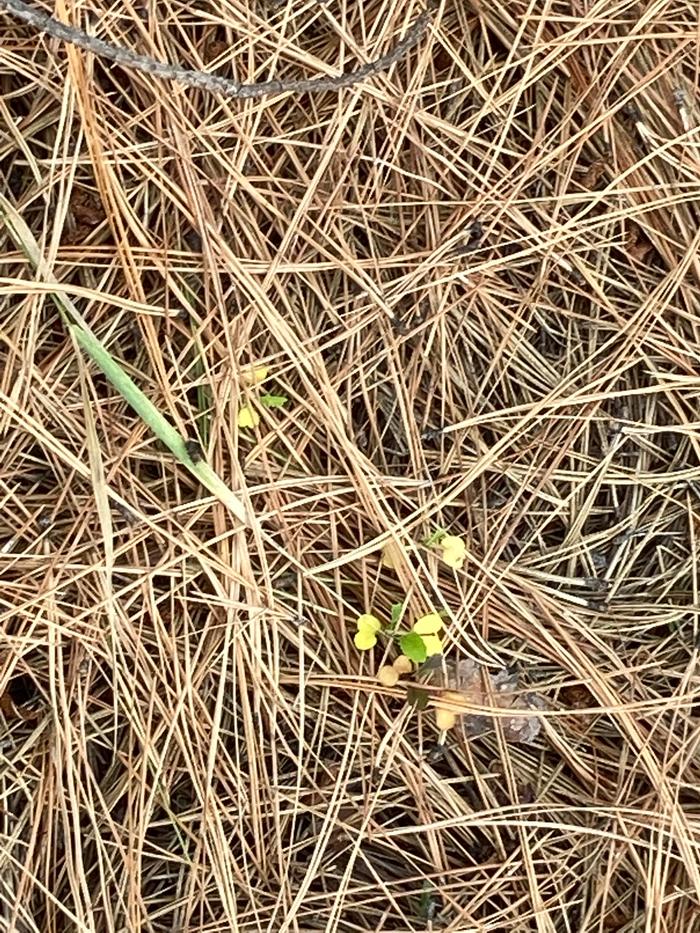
left=0, top=0, right=430, bottom=99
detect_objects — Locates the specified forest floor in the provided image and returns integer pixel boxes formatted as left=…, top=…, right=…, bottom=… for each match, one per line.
left=1, top=1, right=700, bottom=930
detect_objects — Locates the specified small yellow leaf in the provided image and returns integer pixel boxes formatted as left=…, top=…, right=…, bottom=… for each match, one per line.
left=440, top=534, right=466, bottom=569
left=356, top=614, right=382, bottom=633
left=354, top=628, right=377, bottom=650
left=392, top=655, right=413, bottom=675
left=381, top=542, right=402, bottom=570
left=237, top=405, right=260, bottom=429
left=377, top=665, right=399, bottom=687
left=241, top=365, right=269, bottom=386
left=422, top=635, right=443, bottom=656
left=413, top=613, right=443, bottom=635
left=442, top=547, right=466, bottom=569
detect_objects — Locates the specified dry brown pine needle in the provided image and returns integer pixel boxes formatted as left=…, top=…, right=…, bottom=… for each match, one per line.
left=1, top=0, right=700, bottom=930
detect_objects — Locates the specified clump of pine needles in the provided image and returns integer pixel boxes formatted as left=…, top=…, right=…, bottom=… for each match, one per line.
left=1, top=1, right=700, bottom=930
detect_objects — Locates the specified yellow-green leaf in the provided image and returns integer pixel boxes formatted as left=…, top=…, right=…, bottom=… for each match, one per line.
left=237, top=405, right=260, bottom=429
left=357, top=614, right=382, bottom=633
left=422, top=635, right=443, bottom=656
left=413, top=613, right=443, bottom=635
left=400, top=633, right=427, bottom=663
left=440, top=534, right=466, bottom=553
left=241, top=365, right=269, bottom=386
left=260, top=393, right=288, bottom=409
left=354, top=629, right=377, bottom=650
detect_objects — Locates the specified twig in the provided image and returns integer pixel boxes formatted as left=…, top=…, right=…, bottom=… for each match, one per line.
left=0, top=0, right=430, bottom=99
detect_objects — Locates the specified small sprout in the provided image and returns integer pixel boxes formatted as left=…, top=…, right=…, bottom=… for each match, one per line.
left=423, top=528, right=445, bottom=547
left=393, top=655, right=413, bottom=675
left=400, top=632, right=427, bottom=663
left=389, top=601, right=404, bottom=631
left=354, top=613, right=382, bottom=651
left=440, top=533, right=467, bottom=569
left=237, top=405, right=260, bottom=429
left=241, top=365, right=269, bottom=386
left=260, top=393, right=288, bottom=409
left=377, top=665, right=399, bottom=687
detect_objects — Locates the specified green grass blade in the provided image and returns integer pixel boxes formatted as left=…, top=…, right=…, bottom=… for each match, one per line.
left=0, top=193, right=249, bottom=526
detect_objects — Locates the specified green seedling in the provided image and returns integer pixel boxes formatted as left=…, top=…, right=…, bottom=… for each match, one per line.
left=260, top=393, right=288, bottom=409
left=0, top=193, right=249, bottom=526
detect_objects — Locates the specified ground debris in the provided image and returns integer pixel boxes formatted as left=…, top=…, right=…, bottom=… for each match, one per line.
left=437, top=658, right=546, bottom=744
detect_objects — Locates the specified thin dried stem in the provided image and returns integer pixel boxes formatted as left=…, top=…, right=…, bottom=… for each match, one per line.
left=0, top=0, right=431, bottom=98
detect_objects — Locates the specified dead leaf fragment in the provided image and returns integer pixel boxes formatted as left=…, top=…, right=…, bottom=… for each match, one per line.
left=430, top=659, right=546, bottom=743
